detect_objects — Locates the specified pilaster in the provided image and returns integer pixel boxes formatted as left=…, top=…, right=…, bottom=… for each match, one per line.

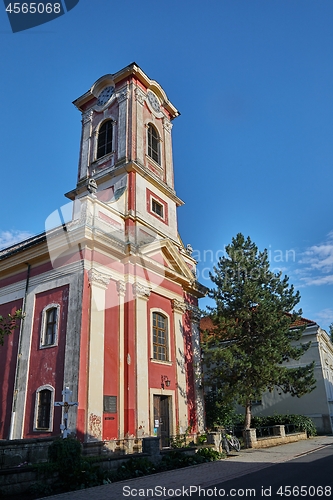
left=117, top=280, right=126, bottom=438
left=172, top=299, right=188, bottom=432
left=87, top=269, right=110, bottom=441
left=117, top=87, right=130, bottom=160
left=134, top=87, right=146, bottom=164
left=79, top=109, right=93, bottom=181
left=163, top=119, right=174, bottom=188
left=187, top=304, right=205, bottom=432
left=133, top=282, right=151, bottom=436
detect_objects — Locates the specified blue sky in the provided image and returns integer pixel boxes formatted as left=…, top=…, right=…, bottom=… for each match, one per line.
left=1, top=0, right=333, bottom=329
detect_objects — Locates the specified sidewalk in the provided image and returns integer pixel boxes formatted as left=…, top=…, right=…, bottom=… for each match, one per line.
left=42, top=435, right=333, bottom=500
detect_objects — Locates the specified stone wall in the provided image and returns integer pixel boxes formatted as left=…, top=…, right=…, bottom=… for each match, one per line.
left=243, top=426, right=307, bottom=449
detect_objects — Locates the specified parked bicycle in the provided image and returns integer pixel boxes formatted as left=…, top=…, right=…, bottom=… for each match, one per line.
left=220, top=429, right=241, bottom=454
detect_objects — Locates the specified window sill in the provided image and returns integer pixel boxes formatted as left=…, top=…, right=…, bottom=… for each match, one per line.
left=39, top=343, right=58, bottom=350
left=146, top=155, right=163, bottom=170
left=92, top=152, right=115, bottom=168
left=150, top=358, right=172, bottom=366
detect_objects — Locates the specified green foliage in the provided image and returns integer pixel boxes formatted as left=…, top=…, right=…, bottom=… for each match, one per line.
left=159, top=450, right=207, bottom=470
left=169, top=426, right=193, bottom=448
left=48, top=437, right=82, bottom=471
left=204, top=389, right=241, bottom=429
left=203, top=234, right=316, bottom=430
left=109, top=457, right=157, bottom=481
left=196, top=447, right=223, bottom=461
left=28, top=481, right=54, bottom=497
left=0, top=309, right=24, bottom=346
left=46, top=437, right=109, bottom=491
left=248, top=414, right=317, bottom=437
left=31, top=440, right=225, bottom=495
left=197, top=433, right=207, bottom=444
left=110, top=447, right=223, bottom=481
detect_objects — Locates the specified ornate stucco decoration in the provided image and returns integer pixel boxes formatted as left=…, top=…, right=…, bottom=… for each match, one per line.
left=163, top=120, right=173, bottom=133
left=88, top=269, right=111, bottom=289
left=117, top=88, right=130, bottom=103
left=172, top=299, right=187, bottom=314
left=134, top=88, right=145, bottom=106
left=87, top=178, right=97, bottom=194
left=186, top=304, right=201, bottom=323
left=185, top=243, right=193, bottom=256
left=117, top=280, right=126, bottom=296
left=82, top=109, right=93, bottom=124
left=132, top=283, right=152, bottom=299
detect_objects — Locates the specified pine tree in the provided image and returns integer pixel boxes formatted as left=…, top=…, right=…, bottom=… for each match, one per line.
left=202, top=233, right=316, bottom=430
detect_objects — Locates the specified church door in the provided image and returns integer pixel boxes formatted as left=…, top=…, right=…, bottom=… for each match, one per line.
left=153, top=395, right=171, bottom=447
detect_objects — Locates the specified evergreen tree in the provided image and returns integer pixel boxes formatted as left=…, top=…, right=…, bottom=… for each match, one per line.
left=0, top=310, right=23, bottom=346
left=202, top=234, right=316, bottom=430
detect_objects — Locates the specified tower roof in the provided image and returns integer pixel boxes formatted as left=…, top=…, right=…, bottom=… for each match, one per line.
left=73, top=62, right=180, bottom=119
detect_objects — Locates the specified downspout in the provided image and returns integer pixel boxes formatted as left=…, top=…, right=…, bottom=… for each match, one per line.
left=8, top=263, right=31, bottom=440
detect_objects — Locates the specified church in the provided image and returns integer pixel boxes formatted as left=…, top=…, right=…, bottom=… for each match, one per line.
left=0, top=63, right=206, bottom=444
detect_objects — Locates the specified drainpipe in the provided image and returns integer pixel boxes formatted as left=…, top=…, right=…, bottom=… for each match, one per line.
left=8, top=263, right=31, bottom=440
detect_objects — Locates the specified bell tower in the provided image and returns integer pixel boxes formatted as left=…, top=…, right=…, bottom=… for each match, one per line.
left=64, top=64, right=205, bottom=441
left=66, top=62, right=184, bottom=244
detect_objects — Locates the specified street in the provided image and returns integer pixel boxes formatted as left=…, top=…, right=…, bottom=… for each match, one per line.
left=190, top=444, right=333, bottom=499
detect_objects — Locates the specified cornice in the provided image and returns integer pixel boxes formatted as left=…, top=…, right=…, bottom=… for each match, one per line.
left=73, top=63, right=180, bottom=120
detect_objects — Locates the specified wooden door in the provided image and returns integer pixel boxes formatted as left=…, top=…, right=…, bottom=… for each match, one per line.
left=153, top=395, right=170, bottom=447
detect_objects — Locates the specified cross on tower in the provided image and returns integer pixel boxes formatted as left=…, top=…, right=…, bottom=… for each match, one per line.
left=54, top=387, right=78, bottom=438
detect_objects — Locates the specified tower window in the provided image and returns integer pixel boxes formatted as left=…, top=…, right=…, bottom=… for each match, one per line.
left=35, top=388, right=53, bottom=430
left=97, top=120, right=113, bottom=159
left=146, top=188, right=169, bottom=225
left=147, top=124, right=160, bottom=164
left=153, top=312, right=168, bottom=361
left=152, top=199, right=163, bottom=218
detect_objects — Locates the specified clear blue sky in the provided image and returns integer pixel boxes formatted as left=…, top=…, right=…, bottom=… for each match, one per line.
left=1, top=0, right=333, bottom=329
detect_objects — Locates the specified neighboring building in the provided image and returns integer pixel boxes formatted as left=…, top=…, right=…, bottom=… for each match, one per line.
left=248, top=319, right=333, bottom=434
left=0, top=63, right=206, bottom=443
left=201, top=316, right=333, bottom=434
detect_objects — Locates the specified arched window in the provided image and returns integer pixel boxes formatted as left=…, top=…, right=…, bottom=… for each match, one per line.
left=152, top=312, right=168, bottom=361
left=40, top=304, right=59, bottom=347
left=34, top=386, right=54, bottom=431
left=97, top=120, right=113, bottom=159
left=147, top=124, right=160, bottom=164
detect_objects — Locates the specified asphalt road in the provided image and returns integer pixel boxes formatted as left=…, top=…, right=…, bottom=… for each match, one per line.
left=189, top=444, right=333, bottom=499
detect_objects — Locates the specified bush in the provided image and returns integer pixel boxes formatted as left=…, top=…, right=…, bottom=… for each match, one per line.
left=47, top=437, right=109, bottom=491
left=159, top=450, right=206, bottom=470
left=109, top=457, right=157, bottom=481
left=196, top=447, right=223, bottom=461
left=248, top=414, right=317, bottom=437
left=48, top=437, right=82, bottom=469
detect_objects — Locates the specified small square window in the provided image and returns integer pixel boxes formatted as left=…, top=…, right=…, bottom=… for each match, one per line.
left=152, top=199, right=163, bottom=218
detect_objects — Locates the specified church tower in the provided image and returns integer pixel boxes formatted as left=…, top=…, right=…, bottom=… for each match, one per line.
left=67, top=62, right=183, bottom=247
left=0, top=63, right=205, bottom=444
left=65, top=63, right=205, bottom=441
